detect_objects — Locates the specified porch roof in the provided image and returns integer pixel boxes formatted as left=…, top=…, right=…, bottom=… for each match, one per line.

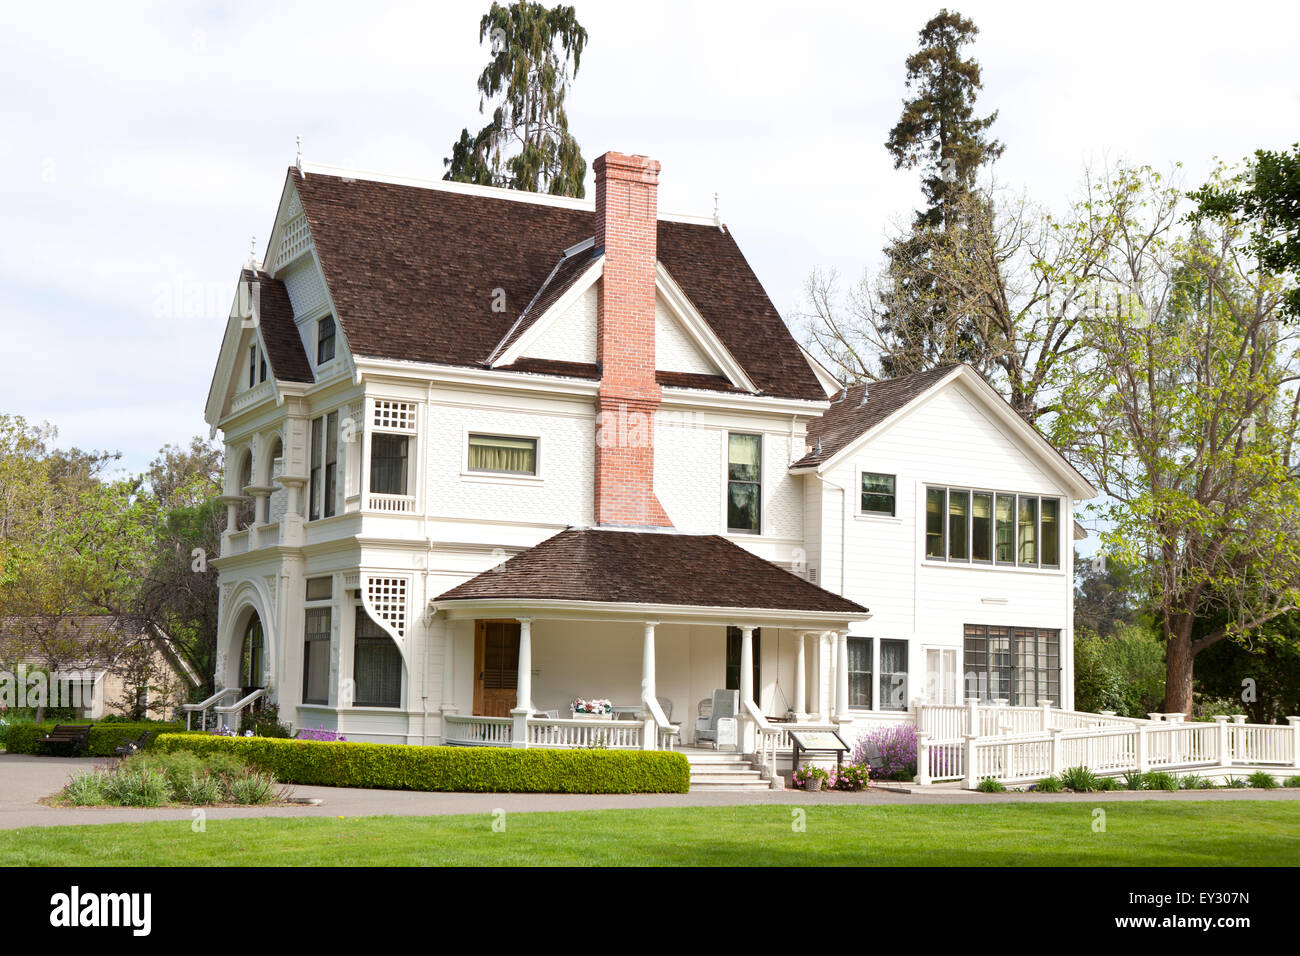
left=432, top=527, right=868, bottom=619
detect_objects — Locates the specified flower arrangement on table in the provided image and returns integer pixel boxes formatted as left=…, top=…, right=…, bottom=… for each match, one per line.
left=570, top=698, right=614, bottom=718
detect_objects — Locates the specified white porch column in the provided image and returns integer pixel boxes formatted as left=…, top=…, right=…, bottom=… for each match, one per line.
left=834, top=630, right=851, bottom=724
left=739, top=625, right=755, bottom=753
left=641, top=621, right=657, bottom=750
left=510, top=618, right=533, bottom=748
left=793, top=632, right=808, bottom=719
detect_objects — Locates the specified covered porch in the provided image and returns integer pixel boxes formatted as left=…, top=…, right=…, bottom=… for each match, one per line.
left=428, top=527, right=871, bottom=760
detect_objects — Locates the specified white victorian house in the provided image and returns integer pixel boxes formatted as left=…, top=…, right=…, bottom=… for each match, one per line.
left=198, top=149, right=1096, bottom=781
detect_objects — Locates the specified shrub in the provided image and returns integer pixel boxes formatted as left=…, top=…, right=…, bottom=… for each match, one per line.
left=1094, top=776, right=1120, bottom=791
left=62, top=770, right=108, bottom=806
left=1073, top=625, right=1166, bottom=718
left=975, top=777, right=1007, bottom=793
left=238, top=703, right=293, bottom=739
left=228, top=772, right=279, bottom=805
left=853, top=725, right=918, bottom=780
left=1034, top=775, right=1064, bottom=793
left=1060, top=766, right=1100, bottom=792
left=1178, top=774, right=1209, bottom=790
left=156, top=734, right=691, bottom=794
left=5, top=722, right=187, bottom=757
left=178, top=770, right=226, bottom=806
left=1283, top=776, right=1300, bottom=788
left=1248, top=771, right=1278, bottom=789
left=1143, top=771, right=1178, bottom=791
left=101, top=766, right=170, bottom=807
left=829, top=764, right=871, bottom=791
left=1121, top=770, right=1146, bottom=790
left=1224, top=777, right=1248, bottom=788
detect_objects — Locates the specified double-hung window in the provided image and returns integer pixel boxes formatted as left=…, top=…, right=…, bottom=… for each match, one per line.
left=926, top=486, right=1062, bottom=569
left=878, top=639, right=909, bottom=711
left=727, top=433, right=761, bottom=534
left=309, top=412, right=338, bottom=520
left=354, top=608, right=402, bottom=708
left=370, top=434, right=409, bottom=495
left=302, top=578, right=332, bottom=706
left=860, top=472, right=896, bottom=516
left=317, top=315, right=336, bottom=366
left=847, top=636, right=873, bottom=709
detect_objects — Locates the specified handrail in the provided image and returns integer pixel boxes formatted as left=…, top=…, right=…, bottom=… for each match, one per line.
left=642, top=694, right=681, bottom=749
left=214, top=688, right=266, bottom=716
left=183, top=687, right=238, bottom=731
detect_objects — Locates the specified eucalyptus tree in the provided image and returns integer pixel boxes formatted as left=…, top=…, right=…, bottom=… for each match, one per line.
left=443, top=2, right=589, bottom=197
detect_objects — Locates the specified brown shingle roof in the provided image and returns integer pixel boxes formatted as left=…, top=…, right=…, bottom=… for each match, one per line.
left=793, top=365, right=959, bottom=469
left=243, top=269, right=314, bottom=384
left=291, top=170, right=825, bottom=400
left=492, top=241, right=601, bottom=359
left=434, top=528, right=867, bottom=615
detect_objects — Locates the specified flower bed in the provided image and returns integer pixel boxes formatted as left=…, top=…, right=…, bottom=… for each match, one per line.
left=854, top=725, right=918, bottom=780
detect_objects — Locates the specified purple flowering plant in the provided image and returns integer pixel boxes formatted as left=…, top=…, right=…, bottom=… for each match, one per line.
left=853, top=724, right=918, bottom=780
left=296, top=726, right=347, bottom=742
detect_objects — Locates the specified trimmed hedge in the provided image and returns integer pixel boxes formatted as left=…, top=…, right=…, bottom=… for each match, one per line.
left=156, top=734, right=691, bottom=794
left=6, top=722, right=187, bottom=757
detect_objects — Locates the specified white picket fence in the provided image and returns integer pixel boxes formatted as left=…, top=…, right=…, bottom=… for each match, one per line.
left=915, top=704, right=1300, bottom=788
left=441, top=714, right=645, bottom=749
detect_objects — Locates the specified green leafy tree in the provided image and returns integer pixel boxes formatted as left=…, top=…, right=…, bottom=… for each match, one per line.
left=443, top=2, right=589, bottom=197
left=1053, top=163, right=1300, bottom=714
left=1190, top=144, right=1300, bottom=322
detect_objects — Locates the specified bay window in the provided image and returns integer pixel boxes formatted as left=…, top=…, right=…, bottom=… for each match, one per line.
left=302, top=607, right=331, bottom=705
left=354, top=608, right=402, bottom=708
left=309, top=412, right=338, bottom=520
left=370, top=434, right=409, bottom=495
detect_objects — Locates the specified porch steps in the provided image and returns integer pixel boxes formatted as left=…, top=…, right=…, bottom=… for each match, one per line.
left=684, top=751, right=773, bottom=791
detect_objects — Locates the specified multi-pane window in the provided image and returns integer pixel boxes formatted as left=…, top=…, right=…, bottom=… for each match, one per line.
left=302, top=607, right=331, bottom=705
left=878, top=639, right=909, bottom=711
left=247, top=344, right=266, bottom=387
left=468, top=434, right=537, bottom=475
left=309, top=413, right=339, bottom=520
left=317, top=315, right=336, bottom=366
left=847, top=636, right=873, bottom=709
left=354, top=608, right=402, bottom=708
left=727, top=433, right=761, bottom=533
left=860, top=473, right=896, bottom=516
left=964, top=624, right=1060, bottom=705
left=370, top=434, right=409, bottom=495
left=926, top=487, right=1062, bottom=569
left=724, top=627, right=761, bottom=700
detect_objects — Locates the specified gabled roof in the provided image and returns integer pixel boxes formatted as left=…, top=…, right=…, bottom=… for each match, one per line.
left=241, top=269, right=314, bottom=384
left=792, top=364, right=1098, bottom=499
left=794, top=365, right=958, bottom=468
left=490, top=240, right=602, bottom=362
left=434, top=527, right=867, bottom=615
left=289, top=168, right=825, bottom=401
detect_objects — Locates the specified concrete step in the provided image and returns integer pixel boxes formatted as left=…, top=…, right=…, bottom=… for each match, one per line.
left=690, top=770, right=766, bottom=784
left=690, top=779, right=774, bottom=792
left=683, top=753, right=753, bottom=765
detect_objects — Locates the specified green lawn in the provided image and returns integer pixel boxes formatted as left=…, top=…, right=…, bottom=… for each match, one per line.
left=2, top=801, right=1298, bottom=866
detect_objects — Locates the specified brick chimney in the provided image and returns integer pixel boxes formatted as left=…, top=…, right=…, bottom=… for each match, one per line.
left=593, top=151, right=672, bottom=527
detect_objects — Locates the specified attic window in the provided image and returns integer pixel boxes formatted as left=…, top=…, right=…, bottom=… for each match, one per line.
left=318, top=315, right=336, bottom=366
left=248, top=344, right=267, bottom=387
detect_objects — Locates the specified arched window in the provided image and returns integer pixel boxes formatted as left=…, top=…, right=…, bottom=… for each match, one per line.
left=240, top=616, right=265, bottom=690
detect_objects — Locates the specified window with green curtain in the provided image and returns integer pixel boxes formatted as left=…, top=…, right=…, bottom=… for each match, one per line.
left=878, top=639, right=908, bottom=711
left=860, top=472, right=895, bottom=515
left=468, top=434, right=537, bottom=475
left=370, top=434, right=409, bottom=495
left=1018, top=495, right=1038, bottom=565
left=302, top=608, right=330, bottom=705
left=353, top=608, right=402, bottom=708
left=995, top=493, right=1016, bottom=563
left=925, top=487, right=946, bottom=558
left=1040, top=498, right=1060, bottom=567
left=948, top=489, right=970, bottom=560
left=848, top=636, right=873, bottom=708
left=972, top=492, right=993, bottom=562
left=727, top=433, right=761, bottom=533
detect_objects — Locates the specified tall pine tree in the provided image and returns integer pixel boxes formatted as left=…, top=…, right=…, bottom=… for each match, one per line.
left=878, top=9, right=1003, bottom=376
left=443, top=2, right=589, bottom=197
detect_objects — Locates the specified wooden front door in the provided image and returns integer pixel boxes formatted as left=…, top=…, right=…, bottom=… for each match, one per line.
left=474, top=620, right=521, bottom=717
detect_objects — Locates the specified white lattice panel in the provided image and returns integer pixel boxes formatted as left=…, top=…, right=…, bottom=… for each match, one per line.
left=373, top=400, right=417, bottom=432
left=282, top=260, right=327, bottom=317
left=363, top=575, right=409, bottom=641
left=274, top=214, right=313, bottom=271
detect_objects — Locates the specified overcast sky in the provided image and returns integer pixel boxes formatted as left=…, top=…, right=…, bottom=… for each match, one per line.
left=2, top=0, right=1297, bottom=475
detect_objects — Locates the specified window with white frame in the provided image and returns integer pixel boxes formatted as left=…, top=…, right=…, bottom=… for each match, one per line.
left=309, top=411, right=338, bottom=520
left=925, top=486, right=1062, bottom=568
left=847, top=636, right=873, bottom=709
left=860, top=472, right=896, bottom=516
left=963, top=624, right=1060, bottom=705
left=727, top=433, right=761, bottom=533
left=467, top=433, right=537, bottom=476
left=317, top=315, right=336, bottom=366
left=878, top=639, right=909, bottom=711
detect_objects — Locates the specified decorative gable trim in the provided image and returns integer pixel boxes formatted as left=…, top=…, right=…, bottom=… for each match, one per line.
left=653, top=263, right=756, bottom=394
left=204, top=277, right=284, bottom=428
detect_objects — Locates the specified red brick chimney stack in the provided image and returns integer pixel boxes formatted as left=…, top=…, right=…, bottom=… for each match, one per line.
left=592, top=151, right=672, bottom=528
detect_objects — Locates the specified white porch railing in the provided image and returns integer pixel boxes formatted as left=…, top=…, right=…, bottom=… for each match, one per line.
left=442, top=715, right=513, bottom=746
left=525, top=717, right=643, bottom=749
left=367, top=493, right=416, bottom=514
left=916, top=713, right=1300, bottom=788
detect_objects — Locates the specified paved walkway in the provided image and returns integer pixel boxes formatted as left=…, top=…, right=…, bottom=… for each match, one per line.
left=2, top=753, right=1298, bottom=830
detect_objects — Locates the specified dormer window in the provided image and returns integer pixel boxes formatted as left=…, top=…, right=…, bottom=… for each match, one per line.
left=248, top=344, right=267, bottom=387
left=317, top=315, right=336, bottom=366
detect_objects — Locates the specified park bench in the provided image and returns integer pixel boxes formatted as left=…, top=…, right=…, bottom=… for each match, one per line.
left=36, top=724, right=93, bottom=756
left=113, top=730, right=156, bottom=758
